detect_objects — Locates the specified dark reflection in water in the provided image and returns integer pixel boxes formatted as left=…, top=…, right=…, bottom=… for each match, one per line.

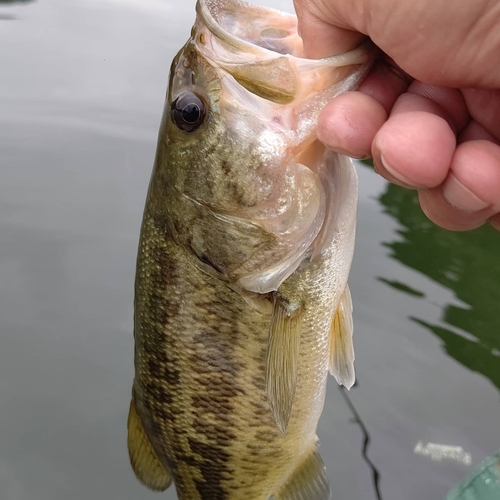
left=374, top=168, right=500, bottom=391
left=339, top=383, right=383, bottom=500
left=0, top=0, right=34, bottom=19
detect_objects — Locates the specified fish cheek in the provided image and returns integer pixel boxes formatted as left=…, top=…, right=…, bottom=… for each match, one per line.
left=189, top=209, right=276, bottom=280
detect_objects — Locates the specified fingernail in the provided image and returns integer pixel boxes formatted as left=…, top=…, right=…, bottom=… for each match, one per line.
left=379, top=154, right=414, bottom=187
left=443, top=174, right=490, bottom=212
left=374, top=156, right=414, bottom=189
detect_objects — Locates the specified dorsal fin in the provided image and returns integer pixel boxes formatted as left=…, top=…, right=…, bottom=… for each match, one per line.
left=329, top=285, right=355, bottom=389
left=127, top=399, right=172, bottom=491
left=265, top=292, right=303, bottom=433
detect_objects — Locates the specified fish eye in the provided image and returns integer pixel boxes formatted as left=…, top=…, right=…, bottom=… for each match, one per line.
left=171, top=91, right=206, bottom=133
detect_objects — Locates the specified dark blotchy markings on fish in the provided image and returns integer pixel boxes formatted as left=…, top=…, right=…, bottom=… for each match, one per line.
left=189, top=439, right=231, bottom=499
left=187, top=314, right=241, bottom=499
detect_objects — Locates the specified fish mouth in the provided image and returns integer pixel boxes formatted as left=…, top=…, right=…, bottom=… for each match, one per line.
left=196, top=0, right=304, bottom=58
left=194, top=0, right=375, bottom=105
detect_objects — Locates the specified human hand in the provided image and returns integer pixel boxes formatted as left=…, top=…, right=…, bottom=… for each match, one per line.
left=294, top=0, right=500, bottom=231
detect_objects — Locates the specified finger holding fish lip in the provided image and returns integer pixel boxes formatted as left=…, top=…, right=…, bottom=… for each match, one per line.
left=316, top=56, right=412, bottom=159
left=372, top=98, right=457, bottom=189
left=317, top=92, right=387, bottom=160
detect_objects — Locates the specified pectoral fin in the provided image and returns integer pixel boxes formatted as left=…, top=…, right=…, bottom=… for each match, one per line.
left=127, top=399, right=172, bottom=491
left=329, top=285, right=355, bottom=389
left=265, top=292, right=303, bottom=433
left=272, top=442, right=331, bottom=500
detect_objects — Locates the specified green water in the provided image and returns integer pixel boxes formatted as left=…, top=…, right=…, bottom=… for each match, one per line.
left=376, top=165, right=500, bottom=393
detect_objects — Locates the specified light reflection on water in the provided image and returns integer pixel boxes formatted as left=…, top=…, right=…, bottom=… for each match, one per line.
left=0, top=1, right=498, bottom=499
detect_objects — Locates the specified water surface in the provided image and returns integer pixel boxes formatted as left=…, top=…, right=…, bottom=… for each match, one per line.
left=0, top=1, right=499, bottom=499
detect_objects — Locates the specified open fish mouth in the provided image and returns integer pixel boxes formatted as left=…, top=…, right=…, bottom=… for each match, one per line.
left=197, top=0, right=304, bottom=57
left=195, top=0, right=375, bottom=106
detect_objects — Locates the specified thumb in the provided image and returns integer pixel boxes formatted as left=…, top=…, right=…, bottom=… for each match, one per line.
left=293, top=0, right=366, bottom=58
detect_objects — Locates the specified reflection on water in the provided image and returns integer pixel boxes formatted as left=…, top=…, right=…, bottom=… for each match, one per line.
left=0, top=0, right=34, bottom=20
left=0, top=0, right=34, bottom=4
left=367, top=162, right=500, bottom=498
left=339, top=384, right=383, bottom=500
left=374, top=170, right=500, bottom=392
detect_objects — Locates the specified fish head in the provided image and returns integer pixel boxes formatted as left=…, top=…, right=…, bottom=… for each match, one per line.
left=162, top=0, right=302, bottom=212
left=155, top=0, right=375, bottom=292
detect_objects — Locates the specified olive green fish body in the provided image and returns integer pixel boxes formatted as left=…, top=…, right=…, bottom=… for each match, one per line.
left=129, top=1, right=374, bottom=498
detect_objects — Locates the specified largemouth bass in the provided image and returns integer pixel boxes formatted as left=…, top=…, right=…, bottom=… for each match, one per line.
left=128, top=0, right=375, bottom=498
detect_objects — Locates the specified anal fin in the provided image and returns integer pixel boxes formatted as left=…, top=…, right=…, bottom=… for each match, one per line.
left=127, top=399, right=172, bottom=491
left=265, top=292, right=303, bottom=433
left=329, top=285, right=355, bottom=389
left=272, top=442, right=331, bottom=500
